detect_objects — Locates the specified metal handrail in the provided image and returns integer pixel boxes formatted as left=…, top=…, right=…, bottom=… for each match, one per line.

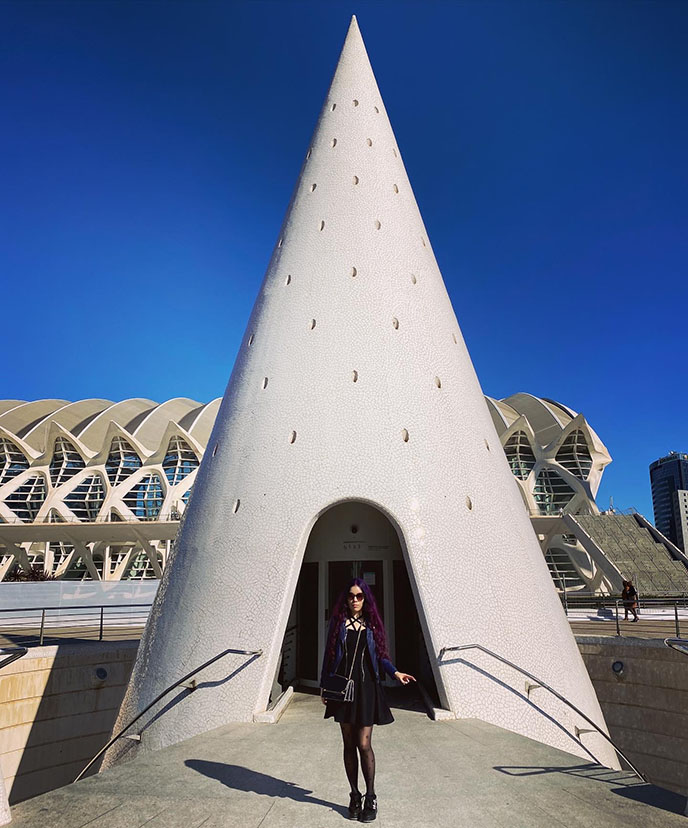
left=0, top=647, right=28, bottom=671
left=0, top=603, right=152, bottom=614
left=563, top=596, right=688, bottom=606
left=74, top=645, right=262, bottom=782
left=664, top=638, right=688, bottom=657
left=0, top=515, right=179, bottom=525
left=0, top=602, right=153, bottom=645
left=438, top=643, right=646, bottom=781
left=563, top=598, right=686, bottom=637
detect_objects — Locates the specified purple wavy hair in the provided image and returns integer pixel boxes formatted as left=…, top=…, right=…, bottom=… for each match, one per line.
left=325, top=577, right=389, bottom=670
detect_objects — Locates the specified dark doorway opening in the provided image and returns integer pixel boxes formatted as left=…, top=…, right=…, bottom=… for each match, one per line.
left=274, top=502, right=440, bottom=713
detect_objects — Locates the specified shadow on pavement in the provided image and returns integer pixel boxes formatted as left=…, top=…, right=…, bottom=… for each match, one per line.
left=185, top=760, right=346, bottom=816
left=494, top=765, right=686, bottom=815
left=612, top=783, right=686, bottom=814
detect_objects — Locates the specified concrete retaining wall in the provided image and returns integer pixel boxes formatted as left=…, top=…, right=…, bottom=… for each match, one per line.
left=578, top=636, right=688, bottom=797
left=0, top=641, right=137, bottom=804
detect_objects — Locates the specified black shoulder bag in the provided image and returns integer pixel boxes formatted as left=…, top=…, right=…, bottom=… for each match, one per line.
left=321, top=624, right=364, bottom=703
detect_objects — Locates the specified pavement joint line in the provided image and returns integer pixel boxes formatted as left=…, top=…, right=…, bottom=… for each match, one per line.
left=255, top=800, right=277, bottom=827
left=74, top=802, right=124, bottom=828
left=137, top=806, right=171, bottom=827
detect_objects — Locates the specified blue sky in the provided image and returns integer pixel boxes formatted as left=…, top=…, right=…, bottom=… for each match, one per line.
left=2, top=1, right=687, bottom=519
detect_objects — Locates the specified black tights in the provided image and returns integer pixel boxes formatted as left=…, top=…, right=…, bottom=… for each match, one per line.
left=340, top=723, right=375, bottom=795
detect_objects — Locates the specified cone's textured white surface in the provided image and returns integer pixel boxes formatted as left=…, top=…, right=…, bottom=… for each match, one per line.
left=110, top=18, right=618, bottom=769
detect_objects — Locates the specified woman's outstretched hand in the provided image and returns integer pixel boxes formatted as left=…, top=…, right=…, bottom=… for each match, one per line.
left=394, top=671, right=416, bottom=685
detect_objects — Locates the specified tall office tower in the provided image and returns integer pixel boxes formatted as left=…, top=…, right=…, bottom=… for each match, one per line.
left=673, top=489, right=688, bottom=553
left=650, top=452, right=688, bottom=552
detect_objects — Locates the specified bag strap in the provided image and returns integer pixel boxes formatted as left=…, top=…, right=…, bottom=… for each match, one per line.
left=345, top=625, right=365, bottom=682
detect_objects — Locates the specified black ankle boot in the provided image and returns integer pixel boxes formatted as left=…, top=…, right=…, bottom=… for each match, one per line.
left=359, top=793, right=377, bottom=822
left=347, top=791, right=362, bottom=820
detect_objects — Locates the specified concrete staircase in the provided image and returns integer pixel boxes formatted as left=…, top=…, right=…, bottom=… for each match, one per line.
left=8, top=693, right=686, bottom=827
left=572, top=514, right=688, bottom=596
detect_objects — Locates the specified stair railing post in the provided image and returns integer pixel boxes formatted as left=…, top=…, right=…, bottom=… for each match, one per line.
left=99, top=606, right=105, bottom=641
left=615, top=600, right=621, bottom=636
left=39, top=609, right=46, bottom=645
left=675, top=602, right=680, bottom=638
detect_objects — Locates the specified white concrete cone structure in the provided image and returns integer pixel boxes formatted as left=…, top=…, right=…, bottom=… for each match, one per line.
left=108, top=17, right=618, bottom=770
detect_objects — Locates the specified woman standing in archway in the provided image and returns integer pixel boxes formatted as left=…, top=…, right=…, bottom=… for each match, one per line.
left=320, top=578, right=415, bottom=822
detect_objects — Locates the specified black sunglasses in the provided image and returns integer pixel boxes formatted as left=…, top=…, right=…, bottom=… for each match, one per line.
left=347, top=592, right=364, bottom=602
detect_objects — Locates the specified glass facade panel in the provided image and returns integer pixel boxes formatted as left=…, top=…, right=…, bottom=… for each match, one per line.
left=503, top=431, right=536, bottom=480
left=27, top=549, right=44, bottom=572
left=64, top=475, right=106, bottom=521
left=108, top=545, right=132, bottom=576
left=124, top=549, right=157, bottom=579
left=105, top=437, right=142, bottom=486
left=162, top=436, right=199, bottom=485
left=533, top=468, right=576, bottom=515
left=48, top=541, right=73, bottom=573
left=0, top=438, right=29, bottom=485
left=63, top=555, right=91, bottom=580
left=4, top=475, right=47, bottom=521
left=92, top=554, right=104, bottom=579
left=49, top=438, right=85, bottom=486
left=556, top=430, right=593, bottom=479
left=122, top=474, right=164, bottom=519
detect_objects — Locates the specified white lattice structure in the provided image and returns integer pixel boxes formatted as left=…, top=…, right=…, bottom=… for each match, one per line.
left=0, top=398, right=218, bottom=581
left=486, top=393, right=610, bottom=517
left=485, top=393, right=619, bottom=593
left=109, top=18, right=618, bottom=770
left=0, top=392, right=610, bottom=589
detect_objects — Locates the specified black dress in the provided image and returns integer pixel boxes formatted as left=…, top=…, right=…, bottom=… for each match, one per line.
left=324, top=625, right=394, bottom=726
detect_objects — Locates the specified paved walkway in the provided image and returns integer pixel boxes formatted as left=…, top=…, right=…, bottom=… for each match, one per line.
left=9, top=693, right=686, bottom=827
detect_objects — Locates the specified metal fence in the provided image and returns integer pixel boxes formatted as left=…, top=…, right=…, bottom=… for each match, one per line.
left=0, top=603, right=152, bottom=646
left=561, top=594, right=688, bottom=637
left=2, top=593, right=688, bottom=648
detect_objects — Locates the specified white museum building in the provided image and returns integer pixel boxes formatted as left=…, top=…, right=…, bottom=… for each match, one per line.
left=0, top=393, right=609, bottom=582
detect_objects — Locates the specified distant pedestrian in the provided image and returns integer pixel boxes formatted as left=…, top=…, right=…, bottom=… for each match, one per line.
left=320, top=578, right=415, bottom=822
left=621, top=579, right=639, bottom=622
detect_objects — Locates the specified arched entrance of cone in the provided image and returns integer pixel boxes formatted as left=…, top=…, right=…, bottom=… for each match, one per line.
left=273, top=501, right=441, bottom=711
